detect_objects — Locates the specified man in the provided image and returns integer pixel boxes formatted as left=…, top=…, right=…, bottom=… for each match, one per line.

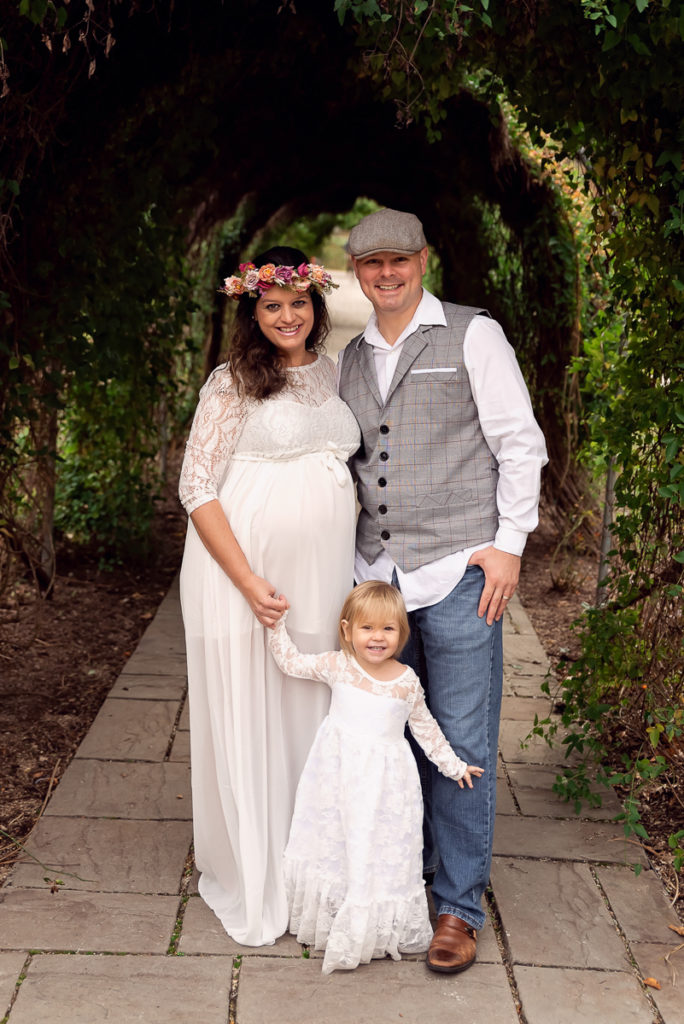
left=338, top=208, right=547, bottom=973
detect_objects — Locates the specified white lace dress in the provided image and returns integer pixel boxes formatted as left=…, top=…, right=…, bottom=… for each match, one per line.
left=178, top=355, right=360, bottom=946
left=268, top=616, right=469, bottom=974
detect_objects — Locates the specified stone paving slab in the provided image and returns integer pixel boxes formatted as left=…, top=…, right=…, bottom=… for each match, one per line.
left=168, top=729, right=190, bottom=762
left=0, top=952, right=25, bottom=1018
left=236, top=957, right=519, bottom=1024
left=504, top=669, right=552, bottom=698
left=0, top=889, right=179, bottom=953
left=179, top=896, right=304, bottom=957
left=110, top=673, right=187, bottom=699
left=133, top=632, right=186, bottom=659
left=178, top=699, right=190, bottom=731
left=8, top=953, right=232, bottom=1024
left=595, top=865, right=683, bottom=941
left=630, top=941, right=684, bottom=1023
left=45, top=760, right=192, bottom=819
left=493, top=813, right=644, bottom=863
left=513, top=965, right=655, bottom=1024
left=500, top=694, right=553, bottom=721
left=498, top=718, right=575, bottom=765
left=501, top=674, right=516, bottom=698
left=503, top=596, right=538, bottom=634
left=506, top=765, right=624, bottom=820
left=496, top=773, right=517, bottom=815
left=503, top=632, right=550, bottom=665
left=120, top=650, right=187, bottom=676
left=74, top=698, right=177, bottom=761
left=491, top=859, right=631, bottom=969
left=136, top=609, right=185, bottom=638
left=7, top=818, right=192, bottom=893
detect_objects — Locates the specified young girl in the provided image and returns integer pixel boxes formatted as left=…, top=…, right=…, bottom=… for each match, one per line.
left=268, top=580, right=483, bottom=975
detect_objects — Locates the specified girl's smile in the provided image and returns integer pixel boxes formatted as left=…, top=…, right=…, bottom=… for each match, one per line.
left=341, top=617, right=402, bottom=675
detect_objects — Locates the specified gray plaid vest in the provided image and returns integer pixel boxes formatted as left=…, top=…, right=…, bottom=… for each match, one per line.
left=338, top=302, right=499, bottom=573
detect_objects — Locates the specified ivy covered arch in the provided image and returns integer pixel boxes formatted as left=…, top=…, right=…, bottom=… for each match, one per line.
left=2, top=0, right=580, bottom=575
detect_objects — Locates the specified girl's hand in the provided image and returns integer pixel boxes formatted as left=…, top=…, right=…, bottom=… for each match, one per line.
left=457, top=765, right=485, bottom=790
left=241, top=574, right=289, bottom=627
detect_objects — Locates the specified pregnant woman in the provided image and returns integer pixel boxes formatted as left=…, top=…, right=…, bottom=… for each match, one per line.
left=178, top=246, right=360, bottom=945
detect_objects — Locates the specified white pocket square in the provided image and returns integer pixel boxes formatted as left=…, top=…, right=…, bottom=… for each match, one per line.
left=410, top=367, right=458, bottom=375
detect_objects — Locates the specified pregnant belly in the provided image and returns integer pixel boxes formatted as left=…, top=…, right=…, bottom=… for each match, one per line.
left=221, top=456, right=355, bottom=548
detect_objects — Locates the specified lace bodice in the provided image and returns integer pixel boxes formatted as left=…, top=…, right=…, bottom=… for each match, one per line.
left=178, top=355, right=360, bottom=514
left=268, top=617, right=467, bottom=781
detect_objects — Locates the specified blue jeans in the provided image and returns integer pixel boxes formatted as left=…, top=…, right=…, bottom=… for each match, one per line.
left=399, top=565, right=503, bottom=931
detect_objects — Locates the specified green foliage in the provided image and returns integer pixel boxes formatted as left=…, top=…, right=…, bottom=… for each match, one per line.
left=54, top=381, right=161, bottom=566
left=1, top=55, right=204, bottom=572
left=276, top=212, right=345, bottom=260
left=258, top=198, right=383, bottom=267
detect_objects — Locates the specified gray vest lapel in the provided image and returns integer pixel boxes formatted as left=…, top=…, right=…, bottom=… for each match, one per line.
left=385, top=330, right=429, bottom=405
left=356, top=338, right=384, bottom=408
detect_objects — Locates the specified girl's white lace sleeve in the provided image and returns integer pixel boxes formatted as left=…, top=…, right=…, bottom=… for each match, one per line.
left=178, top=367, right=248, bottom=514
left=268, top=616, right=337, bottom=686
left=408, top=679, right=468, bottom=781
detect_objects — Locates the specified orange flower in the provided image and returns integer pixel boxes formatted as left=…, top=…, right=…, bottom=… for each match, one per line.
left=258, top=264, right=276, bottom=282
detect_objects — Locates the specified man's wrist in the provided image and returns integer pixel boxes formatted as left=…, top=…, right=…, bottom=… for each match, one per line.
left=494, top=527, right=527, bottom=558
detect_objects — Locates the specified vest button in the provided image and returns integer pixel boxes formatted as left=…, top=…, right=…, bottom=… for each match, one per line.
left=379, top=424, right=390, bottom=434
left=379, top=451, right=389, bottom=461
left=378, top=504, right=387, bottom=515
left=378, top=477, right=387, bottom=487
left=381, top=530, right=390, bottom=540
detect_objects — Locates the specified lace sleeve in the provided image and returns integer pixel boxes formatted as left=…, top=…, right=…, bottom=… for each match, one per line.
left=407, top=677, right=468, bottom=781
left=178, top=366, right=249, bottom=515
left=268, top=616, right=337, bottom=687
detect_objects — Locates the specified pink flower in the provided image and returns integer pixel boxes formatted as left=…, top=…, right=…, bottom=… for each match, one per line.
left=296, top=263, right=310, bottom=277
left=239, top=262, right=256, bottom=273
left=293, top=279, right=311, bottom=291
left=244, top=269, right=260, bottom=291
left=222, top=276, right=244, bottom=296
left=275, top=265, right=294, bottom=283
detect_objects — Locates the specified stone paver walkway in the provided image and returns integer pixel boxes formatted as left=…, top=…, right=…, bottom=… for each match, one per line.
left=1, top=580, right=682, bottom=1024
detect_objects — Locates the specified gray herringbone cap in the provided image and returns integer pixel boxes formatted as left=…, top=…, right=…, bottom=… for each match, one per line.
left=348, top=208, right=427, bottom=258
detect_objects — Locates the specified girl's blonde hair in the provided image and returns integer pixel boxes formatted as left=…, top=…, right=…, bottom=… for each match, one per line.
left=338, top=581, right=410, bottom=656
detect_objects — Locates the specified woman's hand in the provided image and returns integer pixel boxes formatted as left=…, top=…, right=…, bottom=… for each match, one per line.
left=457, top=765, right=485, bottom=790
left=190, top=502, right=289, bottom=627
left=240, top=574, right=289, bottom=628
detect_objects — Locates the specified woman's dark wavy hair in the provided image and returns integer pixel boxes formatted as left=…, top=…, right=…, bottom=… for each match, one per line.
left=228, top=246, right=331, bottom=400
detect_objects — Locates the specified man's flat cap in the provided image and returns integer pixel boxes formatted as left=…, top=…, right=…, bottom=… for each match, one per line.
left=348, top=208, right=427, bottom=259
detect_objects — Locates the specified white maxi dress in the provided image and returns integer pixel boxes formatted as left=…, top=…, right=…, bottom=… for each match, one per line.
left=268, top=616, right=469, bottom=974
left=178, top=355, right=360, bottom=946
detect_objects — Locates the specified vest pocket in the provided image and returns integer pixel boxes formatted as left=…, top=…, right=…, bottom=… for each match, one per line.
left=412, top=489, right=473, bottom=510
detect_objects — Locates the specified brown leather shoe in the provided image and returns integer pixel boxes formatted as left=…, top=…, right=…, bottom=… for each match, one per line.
left=426, top=914, right=477, bottom=973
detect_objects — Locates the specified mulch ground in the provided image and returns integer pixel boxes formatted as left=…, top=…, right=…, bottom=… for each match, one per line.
left=1, top=498, right=681, bottom=915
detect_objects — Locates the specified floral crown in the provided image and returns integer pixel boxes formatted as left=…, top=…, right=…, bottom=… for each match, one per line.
left=219, top=261, right=338, bottom=299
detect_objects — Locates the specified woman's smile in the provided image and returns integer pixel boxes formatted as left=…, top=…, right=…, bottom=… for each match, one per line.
left=255, top=287, right=315, bottom=365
